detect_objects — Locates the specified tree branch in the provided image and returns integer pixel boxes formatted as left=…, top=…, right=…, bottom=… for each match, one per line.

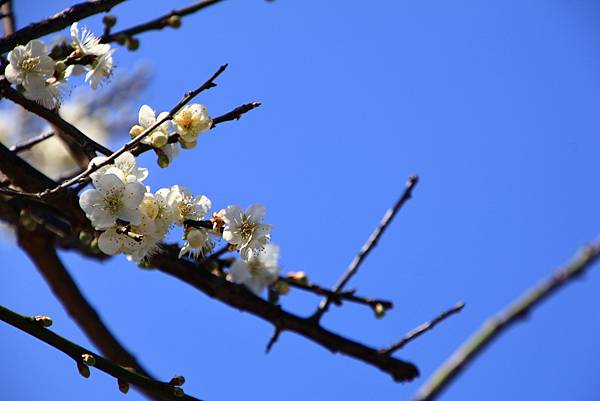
left=0, top=304, right=202, bottom=401
left=1, top=0, right=15, bottom=37
left=10, top=131, right=55, bottom=153
left=17, top=228, right=169, bottom=401
left=101, top=0, right=224, bottom=43
left=412, top=241, right=600, bottom=401
left=380, top=302, right=465, bottom=355
left=313, top=175, right=419, bottom=321
left=0, top=0, right=125, bottom=54
left=150, top=245, right=420, bottom=382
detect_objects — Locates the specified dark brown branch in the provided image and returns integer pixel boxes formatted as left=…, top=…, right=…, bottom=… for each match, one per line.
left=412, top=241, right=600, bottom=401
left=17, top=229, right=168, bottom=401
left=101, top=0, right=224, bottom=43
left=0, top=0, right=125, bottom=54
left=313, top=175, right=419, bottom=321
left=1, top=0, right=15, bottom=37
left=150, top=245, right=419, bottom=382
left=0, top=82, right=112, bottom=158
left=0, top=304, right=202, bottom=401
left=10, top=131, right=54, bottom=153
left=381, top=302, right=465, bottom=355
left=131, top=101, right=262, bottom=157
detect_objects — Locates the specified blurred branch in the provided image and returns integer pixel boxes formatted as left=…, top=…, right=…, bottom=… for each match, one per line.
left=10, top=131, right=54, bottom=153
left=17, top=229, right=169, bottom=401
left=0, top=81, right=112, bottom=159
left=0, top=0, right=125, bottom=53
left=102, top=0, right=224, bottom=43
left=412, top=241, right=600, bottom=401
left=313, top=175, right=419, bottom=321
left=0, top=304, right=202, bottom=401
left=380, top=302, right=465, bottom=355
left=1, top=0, right=15, bottom=36
left=150, top=245, right=420, bottom=382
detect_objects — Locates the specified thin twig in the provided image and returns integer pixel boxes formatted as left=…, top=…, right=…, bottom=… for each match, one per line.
left=412, top=241, right=600, bottom=401
left=0, top=0, right=125, bottom=53
left=381, top=302, right=465, bottom=355
left=18, top=229, right=168, bottom=401
left=0, top=305, right=202, bottom=401
left=101, top=0, right=224, bottom=43
left=10, top=131, right=54, bottom=153
left=313, top=175, right=419, bottom=321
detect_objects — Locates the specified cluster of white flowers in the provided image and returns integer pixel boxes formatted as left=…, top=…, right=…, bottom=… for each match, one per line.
left=79, top=150, right=280, bottom=295
left=129, top=103, right=212, bottom=167
left=4, top=23, right=115, bottom=108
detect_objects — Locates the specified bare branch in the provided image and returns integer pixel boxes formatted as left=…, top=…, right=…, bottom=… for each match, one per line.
left=313, top=175, right=419, bottom=321
left=380, top=302, right=465, bottom=355
left=102, top=0, right=224, bottom=43
left=1, top=0, right=15, bottom=36
left=412, top=241, right=600, bottom=401
left=0, top=0, right=125, bottom=54
left=10, top=131, right=54, bottom=153
left=0, top=304, right=202, bottom=401
left=150, top=245, right=420, bottom=382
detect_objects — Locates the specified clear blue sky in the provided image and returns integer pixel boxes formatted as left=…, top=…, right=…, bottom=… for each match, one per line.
left=2, top=1, right=600, bottom=400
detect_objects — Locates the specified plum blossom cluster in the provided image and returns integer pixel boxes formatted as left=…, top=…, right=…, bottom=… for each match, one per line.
left=4, top=23, right=115, bottom=108
left=79, top=150, right=279, bottom=295
left=129, top=103, right=212, bottom=167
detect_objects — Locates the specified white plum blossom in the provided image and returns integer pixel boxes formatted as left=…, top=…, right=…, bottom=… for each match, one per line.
left=85, top=49, right=115, bottom=89
left=230, top=244, right=280, bottom=295
left=23, top=77, right=62, bottom=109
left=166, top=185, right=211, bottom=226
left=97, top=212, right=161, bottom=262
left=79, top=173, right=145, bottom=229
left=173, top=103, right=212, bottom=143
left=222, top=204, right=271, bottom=259
left=130, top=105, right=171, bottom=147
left=89, top=151, right=148, bottom=185
left=5, top=40, right=55, bottom=90
left=70, top=22, right=111, bottom=56
left=178, top=227, right=216, bottom=259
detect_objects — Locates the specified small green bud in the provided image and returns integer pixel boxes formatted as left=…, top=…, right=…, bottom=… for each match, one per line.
left=118, top=379, right=129, bottom=394
left=156, top=150, right=170, bottom=168
left=169, top=376, right=185, bottom=386
left=273, top=280, right=290, bottom=295
left=81, top=354, right=96, bottom=366
left=151, top=131, right=168, bottom=148
left=173, top=387, right=185, bottom=398
left=179, top=138, right=197, bottom=149
left=79, top=230, right=94, bottom=245
left=126, top=37, right=140, bottom=51
left=77, top=362, right=90, bottom=378
left=115, top=34, right=128, bottom=45
left=167, top=15, right=182, bottom=28
left=102, top=14, right=117, bottom=28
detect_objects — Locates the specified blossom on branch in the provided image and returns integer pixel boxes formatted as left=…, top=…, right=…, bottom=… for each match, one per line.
left=222, top=204, right=271, bottom=259
left=166, top=185, right=211, bottom=226
left=230, top=244, right=280, bottom=295
left=173, top=103, right=212, bottom=143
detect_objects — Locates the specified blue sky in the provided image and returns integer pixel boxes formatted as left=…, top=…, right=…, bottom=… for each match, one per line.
left=2, top=1, right=600, bottom=400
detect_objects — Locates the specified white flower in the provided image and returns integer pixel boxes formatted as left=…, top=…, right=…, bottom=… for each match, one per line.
left=5, top=40, right=55, bottom=90
left=230, top=244, right=280, bottom=295
left=222, top=204, right=271, bottom=259
left=85, top=48, right=115, bottom=89
left=173, top=104, right=212, bottom=143
left=79, top=173, right=146, bottom=229
left=166, top=185, right=211, bottom=226
left=89, top=151, right=148, bottom=185
left=153, top=188, right=176, bottom=232
left=22, top=77, right=62, bottom=109
left=178, top=227, right=216, bottom=259
left=130, top=105, right=171, bottom=146
left=97, top=212, right=161, bottom=261
left=70, top=22, right=111, bottom=56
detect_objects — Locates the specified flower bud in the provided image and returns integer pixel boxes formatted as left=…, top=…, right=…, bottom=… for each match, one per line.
left=179, top=138, right=197, bottom=149
left=151, top=131, right=168, bottom=148
left=19, top=209, right=36, bottom=231
left=167, top=15, right=182, bottom=28
left=186, top=228, right=207, bottom=248
left=33, top=315, right=53, bottom=327
left=273, top=280, right=290, bottom=295
left=79, top=230, right=94, bottom=245
left=141, top=196, right=159, bottom=220
left=173, top=387, right=185, bottom=398
left=286, top=271, right=308, bottom=285
left=129, top=124, right=144, bottom=139
left=157, top=151, right=170, bottom=168
left=77, top=361, right=91, bottom=378
left=118, top=379, right=129, bottom=394
left=81, top=354, right=96, bottom=366
left=115, top=34, right=128, bottom=45
left=102, top=14, right=117, bottom=28
left=126, top=37, right=140, bottom=51
left=374, top=303, right=386, bottom=319
left=169, top=376, right=185, bottom=386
